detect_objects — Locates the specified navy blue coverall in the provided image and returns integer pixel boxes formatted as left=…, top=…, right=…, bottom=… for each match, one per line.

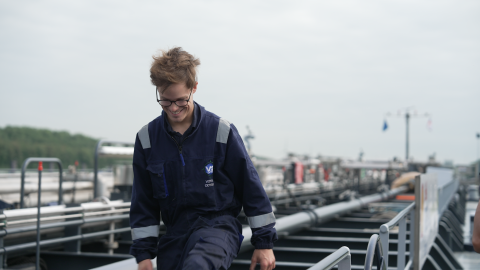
left=129, top=102, right=278, bottom=269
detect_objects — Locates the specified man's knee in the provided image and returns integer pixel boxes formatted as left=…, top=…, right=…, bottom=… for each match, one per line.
left=183, top=238, right=230, bottom=270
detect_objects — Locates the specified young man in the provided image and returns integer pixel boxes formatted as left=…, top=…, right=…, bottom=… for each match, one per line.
left=129, top=47, right=277, bottom=270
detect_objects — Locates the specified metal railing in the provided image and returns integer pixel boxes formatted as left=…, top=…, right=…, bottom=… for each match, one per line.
left=0, top=210, right=4, bottom=269
left=364, top=234, right=386, bottom=270
left=20, top=158, right=63, bottom=270
left=0, top=227, right=131, bottom=255
left=438, top=179, right=458, bottom=215
left=307, top=246, right=351, bottom=270
left=0, top=200, right=132, bottom=270
left=20, top=158, right=63, bottom=209
left=378, top=202, right=415, bottom=270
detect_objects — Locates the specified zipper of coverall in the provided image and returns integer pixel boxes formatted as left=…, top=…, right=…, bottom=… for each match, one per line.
left=168, top=135, right=191, bottom=208
left=168, top=135, right=191, bottom=168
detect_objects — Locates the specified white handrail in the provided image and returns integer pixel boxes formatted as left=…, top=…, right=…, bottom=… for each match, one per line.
left=379, top=202, right=415, bottom=270
left=307, top=246, right=351, bottom=270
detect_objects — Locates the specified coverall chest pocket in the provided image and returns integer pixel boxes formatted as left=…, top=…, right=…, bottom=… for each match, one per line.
left=188, top=159, right=217, bottom=209
left=146, top=163, right=169, bottom=199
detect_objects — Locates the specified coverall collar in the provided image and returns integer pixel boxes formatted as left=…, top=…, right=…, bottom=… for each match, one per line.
left=163, top=101, right=203, bottom=139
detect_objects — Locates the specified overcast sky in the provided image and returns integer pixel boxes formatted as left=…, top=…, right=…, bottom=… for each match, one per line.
left=1, top=0, right=479, bottom=164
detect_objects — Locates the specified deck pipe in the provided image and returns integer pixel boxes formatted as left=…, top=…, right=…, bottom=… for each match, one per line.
left=0, top=214, right=129, bottom=237
left=0, top=228, right=131, bottom=254
left=2, top=202, right=131, bottom=221
left=239, top=186, right=408, bottom=252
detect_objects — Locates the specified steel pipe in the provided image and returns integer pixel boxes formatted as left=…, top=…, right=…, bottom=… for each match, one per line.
left=3, top=203, right=131, bottom=219
left=0, top=214, right=129, bottom=237
left=14, top=207, right=127, bottom=221
left=1, top=220, right=83, bottom=237
left=0, top=227, right=130, bottom=254
left=240, top=186, right=407, bottom=252
left=7, top=214, right=83, bottom=226
left=5, top=208, right=130, bottom=226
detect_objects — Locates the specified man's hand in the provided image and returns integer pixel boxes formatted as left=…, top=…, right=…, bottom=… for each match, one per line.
left=250, top=249, right=275, bottom=270
left=138, top=259, right=153, bottom=270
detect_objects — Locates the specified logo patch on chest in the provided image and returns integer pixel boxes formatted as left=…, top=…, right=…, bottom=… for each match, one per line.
left=203, top=161, right=213, bottom=175
left=202, top=161, right=214, bottom=185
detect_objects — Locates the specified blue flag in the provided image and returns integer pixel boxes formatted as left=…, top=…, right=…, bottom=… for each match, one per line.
left=382, top=120, right=388, bottom=131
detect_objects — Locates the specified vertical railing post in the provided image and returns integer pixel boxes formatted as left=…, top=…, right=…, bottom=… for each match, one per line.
left=93, top=140, right=102, bottom=199
left=0, top=209, right=4, bottom=270
left=64, top=225, right=82, bottom=253
left=57, top=163, right=63, bottom=206
left=107, top=202, right=117, bottom=255
left=20, top=163, right=26, bottom=209
left=36, top=161, right=43, bottom=270
left=337, top=254, right=351, bottom=270
left=379, top=224, right=389, bottom=268
left=64, top=207, right=83, bottom=254
left=397, top=215, right=407, bottom=270
left=409, top=207, right=415, bottom=267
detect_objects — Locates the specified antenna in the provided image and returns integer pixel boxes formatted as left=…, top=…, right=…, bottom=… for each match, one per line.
left=384, top=107, right=431, bottom=162
left=243, top=126, right=255, bottom=154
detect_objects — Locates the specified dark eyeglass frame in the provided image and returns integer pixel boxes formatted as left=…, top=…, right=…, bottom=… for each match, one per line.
left=156, top=87, right=193, bottom=107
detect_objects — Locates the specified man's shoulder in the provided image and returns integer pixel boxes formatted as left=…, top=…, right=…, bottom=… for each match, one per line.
left=196, top=102, right=233, bottom=126
left=202, top=108, right=232, bottom=125
left=203, top=109, right=219, bottom=121
left=136, top=115, right=163, bottom=134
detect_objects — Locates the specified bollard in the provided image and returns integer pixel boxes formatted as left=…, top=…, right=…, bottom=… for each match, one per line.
left=36, top=161, right=43, bottom=270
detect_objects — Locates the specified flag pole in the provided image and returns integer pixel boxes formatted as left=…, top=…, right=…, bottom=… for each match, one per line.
left=383, top=107, right=429, bottom=163
left=406, top=112, right=410, bottom=161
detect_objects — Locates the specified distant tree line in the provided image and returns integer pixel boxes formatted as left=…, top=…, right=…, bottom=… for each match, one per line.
left=0, top=126, right=130, bottom=169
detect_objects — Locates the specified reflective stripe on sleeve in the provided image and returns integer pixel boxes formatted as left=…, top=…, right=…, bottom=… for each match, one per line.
left=216, top=118, right=231, bottom=144
left=131, top=225, right=159, bottom=240
left=247, top=212, right=276, bottom=228
left=138, top=124, right=151, bottom=149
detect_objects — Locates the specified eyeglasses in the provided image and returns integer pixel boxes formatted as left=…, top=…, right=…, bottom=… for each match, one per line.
left=156, top=87, right=192, bottom=107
